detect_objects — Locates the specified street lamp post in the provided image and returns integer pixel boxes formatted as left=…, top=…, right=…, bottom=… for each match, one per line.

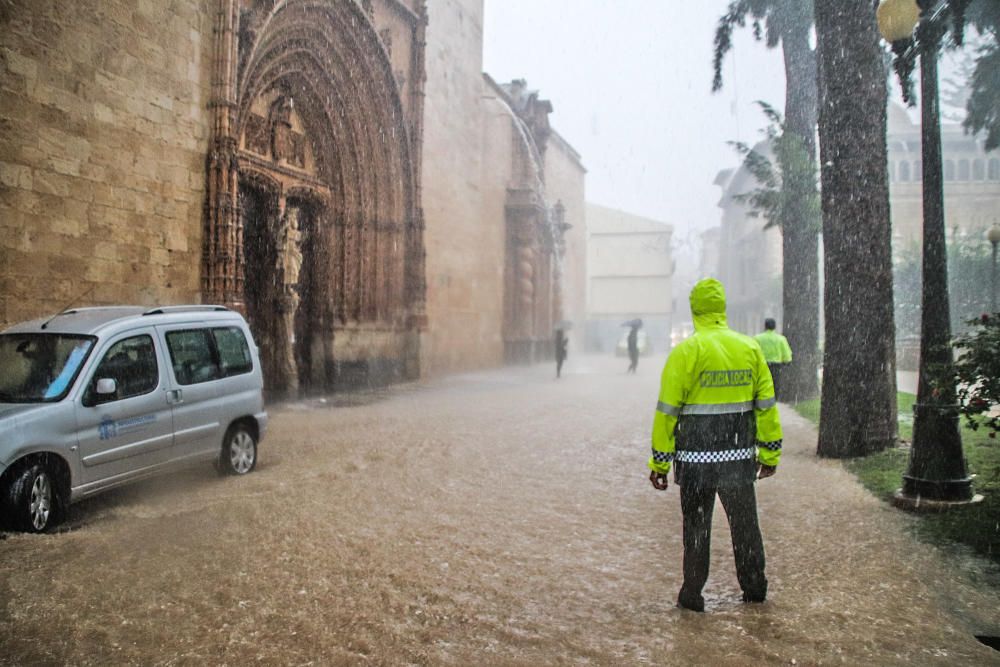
left=877, top=0, right=977, bottom=507
left=989, top=224, right=1000, bottom=313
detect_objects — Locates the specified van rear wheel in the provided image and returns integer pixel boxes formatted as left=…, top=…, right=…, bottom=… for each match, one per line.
left=218, top=424, right=256, bottom=476
left=6, top=463, right=59, bottom=532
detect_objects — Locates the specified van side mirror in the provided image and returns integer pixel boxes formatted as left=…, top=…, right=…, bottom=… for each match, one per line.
left=96, top=378, right=117, bottom=395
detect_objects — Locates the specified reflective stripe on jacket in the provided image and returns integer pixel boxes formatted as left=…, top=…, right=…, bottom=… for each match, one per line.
left=649, top=279, right=783, bottom=482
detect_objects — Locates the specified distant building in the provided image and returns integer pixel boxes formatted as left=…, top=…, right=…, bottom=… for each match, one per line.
left=886, top=102, right=1000, bottom=253
left=712, top=145, right=782, bottom=336
left=586, top=204, right=674, bottom=353
left=710, top=101, right=1000, bottom=341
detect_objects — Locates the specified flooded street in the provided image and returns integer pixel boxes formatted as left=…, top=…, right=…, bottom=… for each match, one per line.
left=2, top=355, right=999, bottom=666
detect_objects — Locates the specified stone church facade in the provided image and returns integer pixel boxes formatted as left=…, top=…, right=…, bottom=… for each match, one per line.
left=0, top=0, right=586, bottom=390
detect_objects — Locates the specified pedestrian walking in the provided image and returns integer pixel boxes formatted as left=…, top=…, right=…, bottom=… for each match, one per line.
left=648, top=278, right=783, bottom=612
left=627, top=324, right=640, bottom=374
left=555, top=328, right=568, bottom=379
left=754, top=318, right=793, bottom=400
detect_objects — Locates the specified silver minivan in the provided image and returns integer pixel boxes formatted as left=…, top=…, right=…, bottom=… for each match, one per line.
left=0, top=306, right=268, bottom=532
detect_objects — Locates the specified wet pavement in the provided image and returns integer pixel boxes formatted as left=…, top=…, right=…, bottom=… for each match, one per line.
left=1, top=354, right=999, bottom=666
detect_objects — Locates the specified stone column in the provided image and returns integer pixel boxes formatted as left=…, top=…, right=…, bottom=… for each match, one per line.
left=275, top=207, right=302, bottom=394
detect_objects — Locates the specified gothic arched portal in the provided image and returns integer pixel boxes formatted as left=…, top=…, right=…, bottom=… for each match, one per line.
left=203, top=0, right=427, bottom=396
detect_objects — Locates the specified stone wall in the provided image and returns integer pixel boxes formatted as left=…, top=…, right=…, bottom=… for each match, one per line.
left=419, top=1, right=588, bottom=375
left=0, top=0, right=213, bottom=328
left=421, top=0, right=506, bottom=375
left=0, top=0, right=588, bottom=385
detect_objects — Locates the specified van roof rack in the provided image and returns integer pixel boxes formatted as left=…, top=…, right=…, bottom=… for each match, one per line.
left=142, top=305, right=230, bottom=316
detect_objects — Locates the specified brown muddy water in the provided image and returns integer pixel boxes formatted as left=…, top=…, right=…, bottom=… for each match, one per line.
left=1, top=355, right=999, bottom=666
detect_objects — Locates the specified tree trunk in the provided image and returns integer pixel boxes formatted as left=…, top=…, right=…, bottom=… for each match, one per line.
left=815, top=0, right=898, bottom=458
left=778, top=4, right=820, bottom=402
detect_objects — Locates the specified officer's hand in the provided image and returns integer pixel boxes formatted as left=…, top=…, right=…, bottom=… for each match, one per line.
left=756, top=464, right=777, bottom=480
left=649, top=470, right=669, bottom=490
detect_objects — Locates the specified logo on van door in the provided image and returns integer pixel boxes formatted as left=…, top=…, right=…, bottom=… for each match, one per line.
left=99, top=416, right=117, bottom=440
left=98, top=414, right=157, bottom=440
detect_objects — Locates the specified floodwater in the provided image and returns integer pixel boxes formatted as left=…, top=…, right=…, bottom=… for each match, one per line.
left=1, top=355, right=998, bottom=666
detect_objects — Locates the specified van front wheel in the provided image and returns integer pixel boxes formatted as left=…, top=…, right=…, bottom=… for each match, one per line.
left=6, top=463, right=59, bottom=532
left=218, top=424, right=257, bottom=476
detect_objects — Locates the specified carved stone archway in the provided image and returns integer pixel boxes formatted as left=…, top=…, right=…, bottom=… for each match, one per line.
left=500, top=83, right=567, bottom=364
left=203, top=0, right=427, bottom=395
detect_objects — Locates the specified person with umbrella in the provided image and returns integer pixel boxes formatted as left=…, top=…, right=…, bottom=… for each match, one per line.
left=554, top=321, right=571, bottom=379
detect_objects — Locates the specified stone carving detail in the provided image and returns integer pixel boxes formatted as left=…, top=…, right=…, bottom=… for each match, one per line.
left=500, top=80, right=564, bottom=363
left=204, top=0, right=428, bottom=393
left=275, top=207, right=303, bottom=393
left=270, top=96, right=294, bottom=164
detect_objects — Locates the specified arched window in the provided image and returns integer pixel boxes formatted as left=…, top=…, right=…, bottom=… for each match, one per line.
left=973, top=159, right=985, bottom=180
left=958, top=159, right=970, bottom=181
left=944, top=159, right=956, bottom=181
left=899, top=161, right=911, bottom=182
left=988, top=158, right=1000, bottom=181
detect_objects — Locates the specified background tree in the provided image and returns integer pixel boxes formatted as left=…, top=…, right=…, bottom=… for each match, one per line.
left=713, top=0, right=820, bottom=402
left=729, top=103, right=822, bottom=282
left=963, top=1, right=1000, bottom=149
left=894, top=233, right=995, bottom=339
left=815, top=1, right=898, bottom=458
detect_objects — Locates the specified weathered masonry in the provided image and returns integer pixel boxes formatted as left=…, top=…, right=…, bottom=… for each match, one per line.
left=0, top=0, right=587, bottom=391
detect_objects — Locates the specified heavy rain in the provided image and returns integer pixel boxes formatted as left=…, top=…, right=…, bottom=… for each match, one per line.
left=2, top=0, right=1000, bottom=665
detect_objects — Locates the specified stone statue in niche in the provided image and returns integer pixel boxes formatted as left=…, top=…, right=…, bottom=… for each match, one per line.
left=270, top=95, right=294, bottom=164
left=275, top=206, right=303, bottom=393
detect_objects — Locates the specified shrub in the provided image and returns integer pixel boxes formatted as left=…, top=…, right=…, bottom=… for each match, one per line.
left=953, top=312, right=1000, bottom=438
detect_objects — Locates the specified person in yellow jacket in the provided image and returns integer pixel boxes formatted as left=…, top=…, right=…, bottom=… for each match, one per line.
left=648, top=278, right=782, bottom=612
left=754, top=318, right=793, bottom=400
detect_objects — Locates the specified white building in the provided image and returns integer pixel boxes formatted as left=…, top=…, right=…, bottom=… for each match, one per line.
left=585, top=203, right=674, bottom=353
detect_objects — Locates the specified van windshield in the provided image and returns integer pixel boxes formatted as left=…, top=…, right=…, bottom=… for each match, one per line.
left=0, top=334, right=96, bottom=403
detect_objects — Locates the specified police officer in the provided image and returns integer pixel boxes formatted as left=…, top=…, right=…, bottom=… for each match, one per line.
left=754, top=318, right=793, bottom=400
left=648, top=278, right=782, bottom=612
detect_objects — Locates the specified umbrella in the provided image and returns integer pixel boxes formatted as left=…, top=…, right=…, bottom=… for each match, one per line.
left=621, top=318, right=643, bottom=328
left=554, top=320, right=573, bottom=331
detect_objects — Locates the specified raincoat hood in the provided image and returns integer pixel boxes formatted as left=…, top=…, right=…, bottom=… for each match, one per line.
left=689, top=278, right=728, bottom=330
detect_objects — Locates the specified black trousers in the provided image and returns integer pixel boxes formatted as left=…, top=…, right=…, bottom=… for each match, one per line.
left=679, top=483, right=767, bottom=601
left=767, top=362, right=782, bottom=400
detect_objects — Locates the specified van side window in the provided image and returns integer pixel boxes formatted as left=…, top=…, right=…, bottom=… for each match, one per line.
left=212, top=327, right=253, bottom=377
left=166, top=330, right=220, bottom=385
left=85, top=335, right=159, bottom=405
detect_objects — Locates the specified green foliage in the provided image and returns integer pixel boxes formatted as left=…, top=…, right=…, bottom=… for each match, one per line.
left=729, top=102, right=821, bottom=233
left=794, top=392, right=915, bottom=441
left=712, top=0, right=814, bottom=92
left=964, top=41, right=1000, bottom=149
left=797, top=393, right=1000, bottom=564
left=893, top=235, right=995, bottom=339
left=952, top=312, right=1000, bottom=437
left=792, top=396, right=821, bottom=425
left=844, top=428, right=1000, bottom=564
left=963, top=0, right=1000, bottom=150
left=887, top=0, right=1000, bottom=150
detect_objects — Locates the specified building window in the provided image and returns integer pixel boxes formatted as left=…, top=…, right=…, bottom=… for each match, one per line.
left=888, top=161, right=896, bottom=182
left=958, top=159, right=970, bottom=181
left=988, top=158, right=1000, bottom=181
left=899, top=161, right=911, bottom=182
left=973, top=159, right=985, bottom=180
left=945, top=159, right=956, bottom=181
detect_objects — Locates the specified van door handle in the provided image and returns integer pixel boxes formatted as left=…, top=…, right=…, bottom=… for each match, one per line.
left=167, top=389, right=183, bottom=405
